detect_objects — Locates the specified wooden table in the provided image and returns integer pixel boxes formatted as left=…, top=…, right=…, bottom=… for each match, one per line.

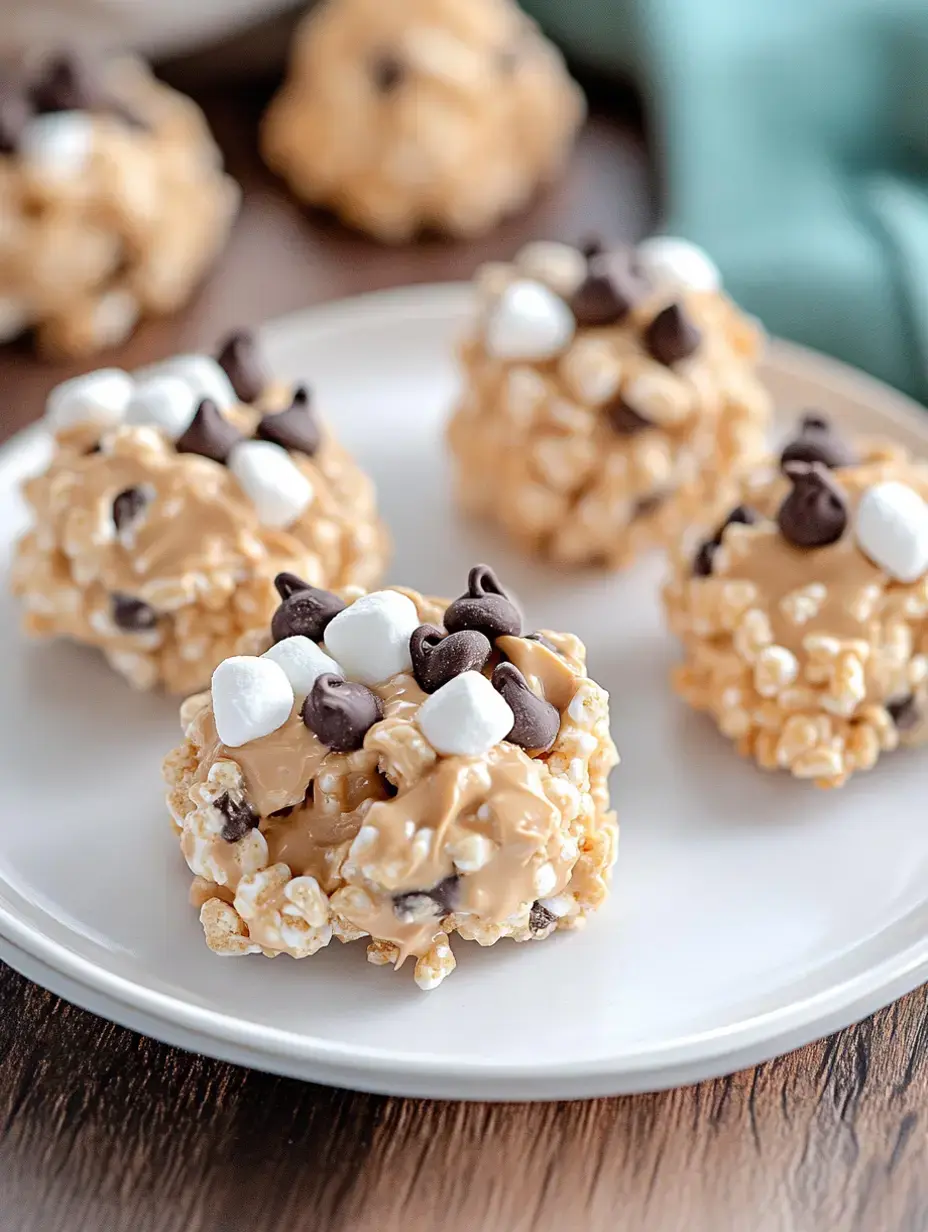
left=1, top=82, right=926, bottom=1232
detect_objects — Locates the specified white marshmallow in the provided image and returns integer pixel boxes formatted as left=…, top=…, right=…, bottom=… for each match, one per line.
left=854, top=482, right=928, bottom=582
left=19, top=112, right=94, bottom=178
left=635, top=236, right=721, bottom=294
left=45, top=369, right=134, bottom=431
left=228, top=440, right=313, bottom=529
left=124, top=375, right=199, bottom=441
left=211, top=655, right=294, bottom=748
left=417, top=670, right=514, bottom=757
left=485, top=279, right=575, bottom=361
left=138, top=354, right=237, bottom=412
left=0, top=296, right=28, bottom=343
left=323, top=590, right=419, bottom=686
left=261, top=637, right=342, bottom=698
left=514, top=242, right=587, bottom=298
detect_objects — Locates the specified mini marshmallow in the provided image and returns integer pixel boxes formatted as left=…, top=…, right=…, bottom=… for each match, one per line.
left=0, top=296, right=28, bottom=344
left=855, top=481, right=928, bottom=582
left=635, top=236, right=721, bottom=294
left=124, top=375, right=199, bottom=441
left=323, top=590, right=419, bottom=685
left=19, top=112, right=94, bottom=178
left=261, top=636, right=342, bottom=698
left=417, top=670, right=514, bottom=757
left=211, top=655, right=294, bottom=748
left=485, top=279, right=575, bottom=362
left=138, top=354, right=237, bottom=413
left=514, top=242, right=587, bottom=299
left=228, top=440, right=313, bottom=529
left=45, top=369, right=134, bottom=431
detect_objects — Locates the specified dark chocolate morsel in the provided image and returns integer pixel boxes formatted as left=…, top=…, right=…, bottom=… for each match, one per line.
left=409, top=624, right=492, bottom=693
left=606, top=396, right=652, bottom=436
left=175, top=398, right=243, bottom=464
left=216, top=791, right=259, bottom=843
left=579, top=236, right=606, bottom=260
left=492, top=662, right=560, bottom=753
left=215, top=330, right=268, bottom=404
left=111, top=593, right=157, bottom=632
left=30, top=52, right=98, bottom=113
left=372, top=53, right=404, bottom=92
left=887, top=694, right=921, bottom=732
left=569, top=250, right=645, bottom=328
left=255, top=385, right=319, bottom=456
left=393, top=875, right=460, bottom=923
left=112, top=485, right=149, bottom=534
left=779, top=411, right=858, bottom=472
left=271, top=582, right=345, bottom=643
left=643, top=302, right=701, bottom=366
left=443, top=564, right=521, bottom=642
left=692, top=505, right=760, bottom=577
left=529, top=901, right=557, bottom=936
left=302, top=673, right=383, bottom=752
left=274, top=571, right=312, bottom=601
left=777, top=462, right=848, bottom=549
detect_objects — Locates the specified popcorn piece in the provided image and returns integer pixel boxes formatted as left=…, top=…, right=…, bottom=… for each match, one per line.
left=664, top=421, right=928, bottom=787
left=324, top=590, right=420, bottom=685
left=261, top=0, right=585, bottom=241
left=162, top=569, right=619, bottom=988
left=211, top=656, right=294, bottom=748
left=228, top=440, right=314, bottom=530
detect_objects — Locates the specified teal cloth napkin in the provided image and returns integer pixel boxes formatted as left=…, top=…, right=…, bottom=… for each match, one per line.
left=523, top=0, right=928, bottom=401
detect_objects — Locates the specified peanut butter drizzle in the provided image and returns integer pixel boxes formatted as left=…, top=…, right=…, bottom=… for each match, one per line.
left=343, top=745, right=570, bottom=964
left=496, top=635, right=580, bottom=710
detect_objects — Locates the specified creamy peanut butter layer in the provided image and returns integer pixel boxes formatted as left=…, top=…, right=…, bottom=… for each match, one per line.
left=447, top=237, right=771, bottom=569
left=12, top=330, right=389, bottom=693
left=261, top=0, right=584, bottom=242
left=0, top=50, right=239, bottom=358
left=164, top=567, right=619, bottom=990
left=663, top=414, right=928, bottom=788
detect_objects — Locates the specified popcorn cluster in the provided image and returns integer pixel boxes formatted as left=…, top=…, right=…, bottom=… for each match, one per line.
left=664, top=415, right=928, bottom=787
left=164, top=566, right=619, bottom=989
left=12, top=329, right=389, bottom=693
left=0, top=51, right=239, bottom=357
left=261, top=0, right=585, bottom=241
left=448, top=236, right=771, bottom=569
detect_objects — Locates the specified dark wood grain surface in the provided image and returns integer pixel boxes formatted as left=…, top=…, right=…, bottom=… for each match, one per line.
left=0, top=81, right=924, bottom=1232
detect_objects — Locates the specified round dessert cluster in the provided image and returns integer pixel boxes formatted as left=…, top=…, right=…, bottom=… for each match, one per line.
left=260, top=0, right=585, bottom=241
left=12, top=330, right=388, bottom=693
left=664, top=413, right=928, bottom=787
left=0, top=51, right=239, bottom=358
left=163, top=566, right=618, bottom=990
left=447, top=237, right=771, bottom=568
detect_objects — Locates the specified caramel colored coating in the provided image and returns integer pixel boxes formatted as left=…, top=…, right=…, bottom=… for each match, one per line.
left=12, top=384, right=389, bottom=694
left=663, top=440, right=928, bottom=788
left=260, top=0, right=584, bottom=242
left=447, top=249, right=771, bottom=570
left=0, top=57, right=239, bottom=359
left=163, top=588, right=618, bottom=990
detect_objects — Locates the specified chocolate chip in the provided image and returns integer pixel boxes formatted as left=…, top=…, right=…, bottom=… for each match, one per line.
left=579, top=236, right=606, bottom=260
left=111, top=593, right=157, bottom=632
left=888, top=695, right=921, bottom=732
left=372, top=53, right=404, bottom=93
left=271, top=577, right=345, bottom=643
left=393, top=875, right=460, bottom=924
left=777, top=462, right=848, bottom=549
left=643, top=302, right=701, bottom=366
left=492, top=662, right=560, bottom=753
left=529, top=901, right=557, bottom=936
left=175, top=398, right=243, bottom=464
left=606, top=396, right=652, bottom=436
left=216, top=791, right=259, bottom=843
left=215, top=330, right=268, bottom=404
left=444, top=565, right=521, bottom=643
left=570, top=251, right=644, bottom=327
left=30, top=52, right=98, bottom=114
left=693, top=505, right=760, bottom=577
left=112, top=485, right=149, bottom=534
left=409, top=624, right=492, bottom=694
left=302, top=674, right=383, bottom=752
left=780, top=411, right=858, bottom=472
left=255, top=386, right=319, bottom=456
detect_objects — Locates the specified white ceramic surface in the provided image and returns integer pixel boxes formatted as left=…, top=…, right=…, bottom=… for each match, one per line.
left=2, top=284, right=928, bottom=1102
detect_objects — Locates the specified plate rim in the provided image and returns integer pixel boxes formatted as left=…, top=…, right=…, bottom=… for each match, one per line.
left=3, top=281, right=928, bottom=1100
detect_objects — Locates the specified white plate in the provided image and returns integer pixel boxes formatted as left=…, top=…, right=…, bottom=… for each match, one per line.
left=3, top=284, right=928, bottom=1102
